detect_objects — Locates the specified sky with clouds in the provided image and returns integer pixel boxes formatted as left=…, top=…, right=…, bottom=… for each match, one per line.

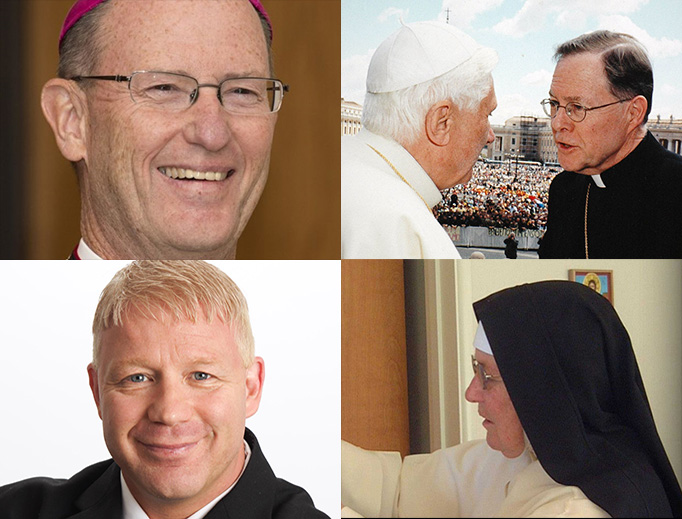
left=342, top=0, right=682, bottom=125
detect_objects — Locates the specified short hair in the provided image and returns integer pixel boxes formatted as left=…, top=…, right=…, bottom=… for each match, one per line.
left=554, top=30, right=653, bottom=124
left=92, top=260, right=255, bottom=369
left=361, top=46, right=498, bottom=146
left=57, top=0, right=114, bottom=79
left=58, top=0, right=273, bottom=79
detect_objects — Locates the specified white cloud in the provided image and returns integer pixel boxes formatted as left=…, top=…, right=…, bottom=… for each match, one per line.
left=378, top=7, right=408, bottom=24
left=493, top=0, right=550, bottom=38
left=661, top=83, right=680, bottom=96
left=491, top=93, right=545, bottom=126
left=555, top=9, right=587, bottom=31
left=493, top=0, right=651, bottom=38
left=598, top=15, right=682, bottom=58
left=570, top=0, right=649, bottom=13
left=439, top=0, right=504, bottom=29
left=341, top=48, right=376, bottom=105
left=520, top=69, right=554, bottom=87
left=652, top=84, right=682, bottom=120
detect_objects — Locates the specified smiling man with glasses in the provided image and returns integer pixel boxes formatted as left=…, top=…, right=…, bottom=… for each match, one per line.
left=41, top=0, right=287, bottom=260
left=538, top=30, right=682, bottom=259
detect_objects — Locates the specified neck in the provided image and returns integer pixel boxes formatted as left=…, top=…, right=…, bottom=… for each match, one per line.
left=80, top=215, right=237, bottom=260
left=402, top=137, right=442, bottom=189
left=580, top=125, right=648, bottom=176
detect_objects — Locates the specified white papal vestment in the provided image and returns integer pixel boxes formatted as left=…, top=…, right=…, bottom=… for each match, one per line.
left=341, top=130, right=461, bottom=259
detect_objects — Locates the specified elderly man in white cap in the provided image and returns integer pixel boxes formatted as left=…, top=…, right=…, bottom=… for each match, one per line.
left=341, top=21, right=498, bottom=259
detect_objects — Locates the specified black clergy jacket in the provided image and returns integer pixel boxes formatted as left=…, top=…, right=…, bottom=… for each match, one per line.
left=0, top=428, right=329, bottom=519
left=538, top=131, right=682, bottom=258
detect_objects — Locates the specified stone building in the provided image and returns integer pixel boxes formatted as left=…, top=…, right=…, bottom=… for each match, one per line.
left=648, top=115, right=682, bottom=154
left=489, top=115, right=682, bottom=165
left=341, top=98, right=363, bottom=136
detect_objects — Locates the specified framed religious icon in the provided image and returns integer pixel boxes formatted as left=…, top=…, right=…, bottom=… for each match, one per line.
left=569, top=269, right=614, bottom=304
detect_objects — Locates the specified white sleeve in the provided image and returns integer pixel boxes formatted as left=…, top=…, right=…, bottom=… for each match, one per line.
left=341, top=441, right=402, bottom=518
left=341, top=505, right=368, bottom=518
left=342, top=439, right=527, bottom=518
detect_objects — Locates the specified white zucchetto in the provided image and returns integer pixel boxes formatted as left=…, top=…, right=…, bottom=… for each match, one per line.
left=366, top=21, right=481, bottom=94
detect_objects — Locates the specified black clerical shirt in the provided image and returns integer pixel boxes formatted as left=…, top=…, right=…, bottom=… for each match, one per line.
left=539, top=131, right=682, bottom=258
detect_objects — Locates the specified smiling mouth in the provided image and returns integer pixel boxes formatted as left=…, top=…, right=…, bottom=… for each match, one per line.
left=158, top=167, right=235, bottom=181
left=139, top=440, right=198, bottom=457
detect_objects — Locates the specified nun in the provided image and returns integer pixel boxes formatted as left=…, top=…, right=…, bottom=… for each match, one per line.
left=341, top=281, right=681, bottom=517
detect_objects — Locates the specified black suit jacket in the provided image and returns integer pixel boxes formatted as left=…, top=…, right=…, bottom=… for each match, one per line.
left=0, top=428, right=329, bottom=519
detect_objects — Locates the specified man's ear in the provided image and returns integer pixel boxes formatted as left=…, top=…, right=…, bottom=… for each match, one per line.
left=87, top=363, right=103, bottom=420
left=245, top=356, right=265, bottom=419
left=41, top=78, right=88, bottom=163
left=627, top=95, right=648, bottom=131
left=424, top=100, right=455, bottom=147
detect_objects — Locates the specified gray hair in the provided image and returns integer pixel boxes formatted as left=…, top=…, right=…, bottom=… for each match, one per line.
left=554, top=30, right=653, bottom=124
left=58, top=0, right=273, bottom=79
left=361, top=46, right=498, bottom=146
left=57, top=0, right=115, bottom=79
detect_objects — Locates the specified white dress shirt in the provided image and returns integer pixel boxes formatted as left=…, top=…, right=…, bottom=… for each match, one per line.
left=76, top=238, right=102, bottom=260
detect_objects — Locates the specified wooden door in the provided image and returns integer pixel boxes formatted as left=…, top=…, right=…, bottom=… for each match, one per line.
left=341, top=260, right=410, bottom=457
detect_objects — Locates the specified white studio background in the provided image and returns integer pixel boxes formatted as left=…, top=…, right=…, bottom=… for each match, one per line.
left=0, top=260, right=340, bottom=518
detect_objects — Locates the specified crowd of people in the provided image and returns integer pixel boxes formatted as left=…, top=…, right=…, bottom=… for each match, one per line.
left=436, top=161, right=561, bottom=231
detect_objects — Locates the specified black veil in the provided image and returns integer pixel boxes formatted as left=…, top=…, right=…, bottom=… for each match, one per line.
left=473, top=280, right=682, bottom=518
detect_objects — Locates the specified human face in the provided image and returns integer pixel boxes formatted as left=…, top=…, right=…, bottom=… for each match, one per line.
left=439, top=84, right=497, bottom=189
left=80, top=0, right=276, bottom=259
left=87, top=309, right=263, bottom=516
left=465, top=350, right=525, bottom=458
left=549, top=52, right=635, bottom=176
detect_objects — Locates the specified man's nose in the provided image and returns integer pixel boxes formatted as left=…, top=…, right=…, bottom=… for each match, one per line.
left=147, top=379, right=193, bottom=426
left=551, top=105, right=574, bottom=133
left=487, top=126, right=495, bottom=145
left=183, top=86, right=234, bottom=153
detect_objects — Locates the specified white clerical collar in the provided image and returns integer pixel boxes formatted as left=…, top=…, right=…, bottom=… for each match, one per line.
left=591, top=174, right=606, bottom=188
left=121, top=439, right=251, bottom=519
left=77, top=238, right=103, bottom=260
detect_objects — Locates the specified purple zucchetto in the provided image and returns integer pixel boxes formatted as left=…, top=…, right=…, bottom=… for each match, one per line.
left=59, top=0, right=273, bottom=49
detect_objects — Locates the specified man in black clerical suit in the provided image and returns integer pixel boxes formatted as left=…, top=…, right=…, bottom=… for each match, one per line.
left=0, top=261, right=329, bottom=518
left=538, top=30, right=682, bottom=259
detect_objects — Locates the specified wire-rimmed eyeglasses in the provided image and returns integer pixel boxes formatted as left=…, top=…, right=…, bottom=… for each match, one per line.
left=69, top=71, right=289, bottom=115
left=540, top=97, right=632, bottom=123
left=471, top=355, right=502, bottom=390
